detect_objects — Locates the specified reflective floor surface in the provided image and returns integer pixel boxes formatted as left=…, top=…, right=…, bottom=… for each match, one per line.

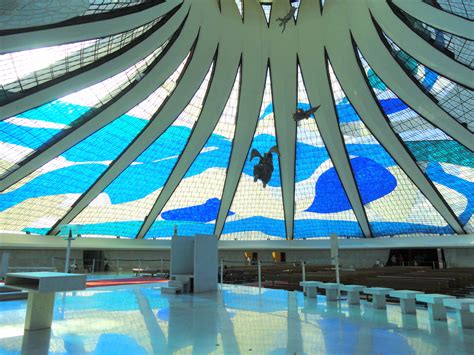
left=0, top=284, right=473, bottom=354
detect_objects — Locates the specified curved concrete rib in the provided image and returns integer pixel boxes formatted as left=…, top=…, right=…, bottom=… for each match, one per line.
left=0, top=4, right=189, bottom=121
left=0, top=0, right=183, bottom=53
left=296, top=0, right=372, bottom=238
left=368, top=0, right=472, bottom=88
left=326, top=32, right=465, bottom=234
left=48, top=30, right=218, bottom=236
left=268, top=0, right=297, bottom=239
left=214, top=0, right=268, bottom=238
left=351, top=10, right=473, bottom=151
left=136, top=1, right=241, bottom=239
left=391, top=0, right=474, bottom=40
left=48, top=37, right=217, bottom=235
left=0, top=12, right=200, bottom=193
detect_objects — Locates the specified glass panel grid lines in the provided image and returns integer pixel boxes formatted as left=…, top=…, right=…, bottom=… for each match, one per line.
left=145, top=68, right=241, bottom=238
left=328, top=61, right=453, bottom=237
left=0, top=55, right=191, bottom=235
left=0, top=18, right=160, bottom=102
left=422, top=0, right=473, bottom=21
left=294, top=67, right=363, bottom=239
left=358, top=50, right=474, bottom=233
left=71, top=60, right=214, bottom=238
left=384, top=35, right=473, bottom=131
left=394, top=7, right=473, bottom=69
left=0, top=43, right=167, bottom=177
left=221, top=71, right=286, bottom=240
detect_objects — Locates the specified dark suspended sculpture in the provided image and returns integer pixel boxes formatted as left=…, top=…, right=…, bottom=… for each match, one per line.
left=250, top=146, right=279, bottom=188
left=276, top=6, right=296, bottom=33
left=293, top=105, right=321, bottom=122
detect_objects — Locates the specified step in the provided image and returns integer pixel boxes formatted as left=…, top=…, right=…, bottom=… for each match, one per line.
left=168, top=280, right=186, bottom=288
left=161, top=286, right=180, bottom=294
left=0, top=291, right=27, bottom=301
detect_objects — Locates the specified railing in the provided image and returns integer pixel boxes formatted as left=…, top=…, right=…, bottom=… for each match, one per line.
left=219, top=259, right=314, bottom=289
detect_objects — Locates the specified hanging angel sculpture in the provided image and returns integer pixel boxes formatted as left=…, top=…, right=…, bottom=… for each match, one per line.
left=250, top=146, right=279, bottom=188
left=293, top=105, right=321, bottom=123
left=276, top=6, right=297, bottom=33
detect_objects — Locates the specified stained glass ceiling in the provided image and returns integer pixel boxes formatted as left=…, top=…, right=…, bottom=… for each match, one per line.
left=0, top=0, right=472, bottom=240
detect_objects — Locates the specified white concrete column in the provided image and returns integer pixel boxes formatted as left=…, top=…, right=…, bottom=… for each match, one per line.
left=326, top=289, right=338, bottom=302
left=455, top=310, right=474, bottom=329
left=372, top=295, right=387, bottom=309
left=400, top=299, right=416, bottom=314
left=347, top=292, right=360, bottom=305
left=306, top=287, right=317, bottom=298
left=25, top=292, right=56, bottom=331
left=428, top=303, right=447, bottom=321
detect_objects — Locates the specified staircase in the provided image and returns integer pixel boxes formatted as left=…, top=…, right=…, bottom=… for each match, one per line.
left=161, top=280, right=190, bottom=294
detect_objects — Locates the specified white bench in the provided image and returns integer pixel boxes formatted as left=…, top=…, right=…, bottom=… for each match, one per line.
left=318, top=283, right=340, bottom=302
left=5, top=272, right=86, bottom=330
left=340, top=285, right=365, bottom=305
left=364, top=287, right=393, bottom=309
left=443, top=298, right=474, bottom=329
left=389, top=290, right=424, bottom=314
left=415, top=294, right=454, bottom=321
left=299, top=281, right=320, bottom=298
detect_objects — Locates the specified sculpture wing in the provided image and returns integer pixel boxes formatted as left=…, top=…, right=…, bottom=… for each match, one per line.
left=268, top=145, right=280, bottom=155
left=293, top=108, right=305, bottom=121
left=250, top=148, right=262, bottom=161
left=304, top=104, right=321, bottom=116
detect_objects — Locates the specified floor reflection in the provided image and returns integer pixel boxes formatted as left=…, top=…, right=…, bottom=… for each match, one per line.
left=0, top=284, right=473, bottom=354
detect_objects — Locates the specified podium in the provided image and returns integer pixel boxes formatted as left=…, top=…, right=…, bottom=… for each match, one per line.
left=163, top=234, right=218, bottom=294
left=5, top=272, right=86, bottom=330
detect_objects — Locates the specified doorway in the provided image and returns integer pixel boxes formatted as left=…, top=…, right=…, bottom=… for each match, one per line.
left=272, top=252, right=286, bottom=263
left=244, top=251, right=258, bottom=265
left=387, top=248, right=445, bottom=268
left=83, top=250, right=104, bottom=272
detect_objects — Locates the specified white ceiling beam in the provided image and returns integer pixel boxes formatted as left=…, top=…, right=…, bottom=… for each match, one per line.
left=0, top=0, right=183, bottom=53
left=48, top=19, right=218, bottom=236
left=352, top=6, right=473, bottom=151
left=368, top=0, right=472, bottom=88
left=267, top=0, right=297, bottom=239
left=214, top=0, right=268, bottom=238
left=0, top=4, right=189, bottom=121
left=326, top=30, right=465, bottom=234
left=0, top=12, right=199, bottom=193
left=136, top=2, right=242, bottom=239
left=391, top=0, right=473, bottom=40
left=297, top=0, right=372, bottom=238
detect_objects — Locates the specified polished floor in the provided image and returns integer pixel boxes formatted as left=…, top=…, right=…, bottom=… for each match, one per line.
left=0, top=283, right=473, bottom=355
